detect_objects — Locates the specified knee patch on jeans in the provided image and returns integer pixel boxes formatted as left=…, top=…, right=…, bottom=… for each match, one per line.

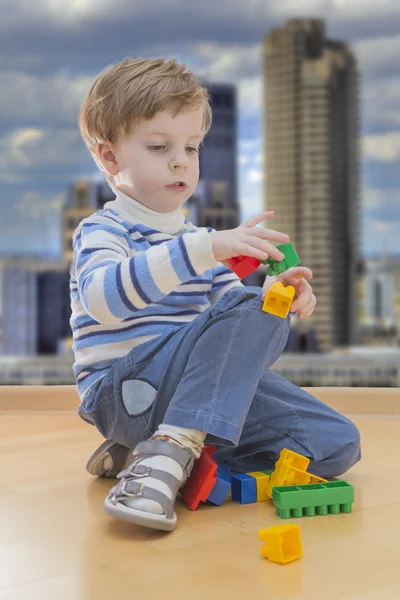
left=121, top=379, right=156, bottom=416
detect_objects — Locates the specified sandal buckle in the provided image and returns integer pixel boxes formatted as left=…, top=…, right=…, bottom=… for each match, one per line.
left=128, top=465, right=151, bottom=478
left=120, top=480, right=144, bottom=498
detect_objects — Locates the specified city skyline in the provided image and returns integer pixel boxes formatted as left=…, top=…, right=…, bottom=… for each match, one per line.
left=0, top=1, right=399, bottom=258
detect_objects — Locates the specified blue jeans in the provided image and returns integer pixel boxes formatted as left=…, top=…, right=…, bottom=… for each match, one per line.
left=78, top=285, right=361, bottom=477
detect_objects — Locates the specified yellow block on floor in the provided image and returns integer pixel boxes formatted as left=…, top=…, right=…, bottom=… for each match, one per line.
left=259, top=524, right=303, bottom=564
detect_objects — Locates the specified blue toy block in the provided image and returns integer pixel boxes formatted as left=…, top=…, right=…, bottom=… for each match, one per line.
left=207, top=465, right=231, bottom=506
left=231, top=473, right=257, bottom=504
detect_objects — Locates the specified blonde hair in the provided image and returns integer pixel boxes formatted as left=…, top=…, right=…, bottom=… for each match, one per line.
left=78, top=57, right=213, bottom=187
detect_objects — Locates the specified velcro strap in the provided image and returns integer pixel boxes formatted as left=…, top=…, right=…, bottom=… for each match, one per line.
left=110, top=479, right=175, bottom=518
left=133, top=439, right=196, bottom=476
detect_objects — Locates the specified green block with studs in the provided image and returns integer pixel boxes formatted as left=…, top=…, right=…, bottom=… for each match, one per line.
left=272, top=480, right=354, bottom=519
left=261, top=243, right=301, bottom=276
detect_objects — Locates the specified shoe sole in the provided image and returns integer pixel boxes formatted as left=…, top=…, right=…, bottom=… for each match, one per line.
left=86, top=440, right=129, bottom=477
left=103, top=496, right=177, bottom=531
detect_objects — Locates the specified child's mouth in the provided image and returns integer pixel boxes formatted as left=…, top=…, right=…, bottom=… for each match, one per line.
left=166, top=183, right=187, bottom=191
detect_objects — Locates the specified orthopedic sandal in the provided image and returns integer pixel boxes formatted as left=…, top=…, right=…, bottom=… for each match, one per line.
left=86, top=439, right=131, bottom=477
left=103, top=439, right=196, bottom=531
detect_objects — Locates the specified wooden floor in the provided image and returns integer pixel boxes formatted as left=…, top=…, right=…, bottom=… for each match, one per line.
left=1, top=408, right=400, bottom=599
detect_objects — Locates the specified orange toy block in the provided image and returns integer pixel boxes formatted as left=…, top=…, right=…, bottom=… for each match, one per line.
left=262, top=281, right=295, bottom=318
left=181, top=446, right=217, bottom=510
left=259, top=524, right=303, bottom=564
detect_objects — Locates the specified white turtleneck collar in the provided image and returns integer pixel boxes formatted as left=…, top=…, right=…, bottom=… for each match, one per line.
left=104, top=188, right=186, bottom=235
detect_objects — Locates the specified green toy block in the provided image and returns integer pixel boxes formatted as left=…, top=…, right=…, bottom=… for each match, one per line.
left=272, top=480, right=354, bottom=519
left=261, top=243, right=300, bottom=276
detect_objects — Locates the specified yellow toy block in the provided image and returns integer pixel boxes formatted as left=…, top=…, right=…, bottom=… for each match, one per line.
left=308, top=474, right=328, bottom=484
left=278, top=449, right=310, bottom=471
left=259, top=524, right=303, bottom=564
left=284, top=466, right=312, bottom=486
left=265, top=448, right=327, bottom=497
left=266, top=449, right=311, bottom=498
left=247, top=471, right=270, bottom=502
left=262, top=282, right=295, bottom=318
left=266, top=461, right=291, bottom=497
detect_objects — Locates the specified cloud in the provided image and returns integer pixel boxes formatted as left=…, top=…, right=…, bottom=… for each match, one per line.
left=248, top=168, right=263, bottom=184
left=2, top=0, right=400, bottom=79
left=0, top=187, right=65, bottom=256
left=15, top=190, right=65, bottom=219
left=363, top=132, right=400, bottom=162
left=3, top=0, right=400, bottom=36
left=361, top=77, right=400, bottom=130
left=362, top=186, right=400, bottom=216
left=0, top=127, right=87, bottom=183
left=0, top=71, right=92, bottom=126
left=196, top=42, right=262, bottom=82
left=268, top=0, right=400, bottom=25
left=353, top=35, right=400, bottom=81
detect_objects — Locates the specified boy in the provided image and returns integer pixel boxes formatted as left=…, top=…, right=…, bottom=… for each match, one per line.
left=72, top=56, right=361, bottom=531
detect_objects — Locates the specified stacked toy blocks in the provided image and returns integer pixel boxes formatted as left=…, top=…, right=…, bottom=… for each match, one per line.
left=261, top=243, right=301, bottom=276
left=230, top=470, right=273, bottom=504
left=207, top=465, right=232, bottom=506
left=181, top=446, right=232, bottom=509
left=259, top=524, right=302, bottom=564
left=262, top=281, right=295, bottom=318
left=265, top=448, right=327, bottom=499
left=273, top=481, right=354, bottom=519
left=225, top=243, right=300, bottom=281
left=181, top=445, right=218, bottom=510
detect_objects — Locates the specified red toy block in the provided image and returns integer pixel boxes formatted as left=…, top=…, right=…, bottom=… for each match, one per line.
left=225, top=256, right=261, bottom=279
left=203, top=444, right=217, bottom=456
left=181, top=447, right=217, bottom=510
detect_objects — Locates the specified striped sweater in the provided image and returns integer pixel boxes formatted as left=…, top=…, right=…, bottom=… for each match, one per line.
left=69, top=189, right=243, bottom=405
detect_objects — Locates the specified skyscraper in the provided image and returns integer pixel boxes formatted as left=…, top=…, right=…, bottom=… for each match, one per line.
left=183, top=82, right=240, bottom=230
left=263, top=19, right=362, bottom=351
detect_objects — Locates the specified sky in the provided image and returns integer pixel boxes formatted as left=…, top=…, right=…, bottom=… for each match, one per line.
left=0, top=0, right=399, bottom=259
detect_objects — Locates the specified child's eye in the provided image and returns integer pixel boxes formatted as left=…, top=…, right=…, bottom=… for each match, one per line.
left=148, top=145, right=199, bottom=153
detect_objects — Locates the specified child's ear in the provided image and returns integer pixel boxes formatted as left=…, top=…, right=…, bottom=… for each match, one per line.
left=96, top=142, right=119, bottom=176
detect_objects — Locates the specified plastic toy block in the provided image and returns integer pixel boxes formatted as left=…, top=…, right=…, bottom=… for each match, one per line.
left=308, top=474, right=328, bottom=484
left=261, top=243, right=301, bottom=277
left=207, top=465, right=231, bottom=506
left=272, top=480, right=354, bottom=519
left=247, top=471, right=271, bottom=502
left=262, top=282, right=295, bottom=318
left=278, top=449, right=310, bottom=471
left=203, top=444, right=217, bottom=456
left=259, top=524, right=303, bottom=564
left=225, top=255, right=261, bottom=279
left=266, top=449, right=311, bottom=498
left=181, top=447, right=217, bottom=510
left=285, top=466, right=313, bottom=486
left=231, top=473, right=257, bottom=504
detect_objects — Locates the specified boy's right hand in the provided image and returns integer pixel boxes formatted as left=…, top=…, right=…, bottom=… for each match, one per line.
left=208, top=211, right=290, bottom=263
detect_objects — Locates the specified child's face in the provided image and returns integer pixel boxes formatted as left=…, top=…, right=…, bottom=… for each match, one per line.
left=112, top=106, right=204, bottom=213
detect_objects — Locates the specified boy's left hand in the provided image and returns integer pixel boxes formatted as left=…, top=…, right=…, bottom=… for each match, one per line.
left=261, top=266, right=316, bottom=318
